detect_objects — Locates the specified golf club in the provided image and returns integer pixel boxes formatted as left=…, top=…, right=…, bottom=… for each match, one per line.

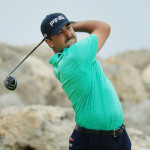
left=4, top=38, right=45, bottom=90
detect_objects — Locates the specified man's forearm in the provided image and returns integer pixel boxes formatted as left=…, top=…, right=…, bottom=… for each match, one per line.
left=71, top=20, right=111, bottom=53
left=71, top=20, right=110, bottom=34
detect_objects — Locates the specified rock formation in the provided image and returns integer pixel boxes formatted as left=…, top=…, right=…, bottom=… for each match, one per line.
left=0, top=43, right=150, bottom=149
left=0, top=105, right=149, bottom=150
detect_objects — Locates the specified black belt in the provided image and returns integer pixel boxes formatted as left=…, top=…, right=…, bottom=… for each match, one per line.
left=75, top=124, right=125, bottom=137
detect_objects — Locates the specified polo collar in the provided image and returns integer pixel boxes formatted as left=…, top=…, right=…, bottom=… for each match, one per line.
left=49, top=48, right=67, bottom=65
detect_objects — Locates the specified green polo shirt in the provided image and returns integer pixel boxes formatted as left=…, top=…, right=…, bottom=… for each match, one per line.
left=49, top=34, right=123, bottom=130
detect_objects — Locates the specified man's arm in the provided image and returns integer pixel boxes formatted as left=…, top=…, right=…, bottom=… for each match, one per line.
left=71, top=21, right=111, bottom=53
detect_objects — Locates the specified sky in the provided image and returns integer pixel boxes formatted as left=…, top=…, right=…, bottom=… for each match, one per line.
left=0, top=0, right=150, bottom=58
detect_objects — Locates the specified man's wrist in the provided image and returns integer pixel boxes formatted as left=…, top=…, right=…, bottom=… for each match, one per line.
left=71, top=21, right=89, bottom=33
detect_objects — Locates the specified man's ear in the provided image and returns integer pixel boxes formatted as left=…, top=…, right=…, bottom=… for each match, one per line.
left=45, top=39, right=54, bottom=48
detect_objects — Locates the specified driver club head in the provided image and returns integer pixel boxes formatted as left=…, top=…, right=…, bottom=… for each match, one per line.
left=4, top=75, right=17, bottom=91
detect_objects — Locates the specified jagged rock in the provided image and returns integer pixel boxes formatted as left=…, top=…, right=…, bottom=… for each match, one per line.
left=0, top=43, right=71, bottom=108
left=142, top=64, right=150, bottom=84
left=141, top=64, right=150, bottom=97
left=127, top=128, right=150, bottom=150
left=114, top=49, right=150, bottom=71
left=0, top=58, right=2, bottom=65
left=0, top=93, right=24, bottom=109
left=0, top=105, right=149, bottom=150
left=0, top=105, right=75, bottom=150
left=123, top=100, right=150, bottom=135
left=101, top=60, right=148, bottom=102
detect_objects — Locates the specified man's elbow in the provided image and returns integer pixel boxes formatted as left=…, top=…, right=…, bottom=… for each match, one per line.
left=104, top=23, right=111, bottom=37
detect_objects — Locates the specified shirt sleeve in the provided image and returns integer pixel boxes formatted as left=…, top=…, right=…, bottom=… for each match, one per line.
left=71, top=34, right=98, bottom=68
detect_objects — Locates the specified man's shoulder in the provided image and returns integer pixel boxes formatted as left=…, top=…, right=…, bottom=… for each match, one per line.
left=67, top=34, right=97, bottom=54
left=74, top=34, right=97, bottom=47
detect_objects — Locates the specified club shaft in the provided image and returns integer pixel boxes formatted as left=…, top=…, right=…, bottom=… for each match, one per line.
left=8, top=38, right=45, bottom=76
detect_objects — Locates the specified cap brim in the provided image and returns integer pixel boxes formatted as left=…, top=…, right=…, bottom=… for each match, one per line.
left=51, top=21, right=75, bottom=36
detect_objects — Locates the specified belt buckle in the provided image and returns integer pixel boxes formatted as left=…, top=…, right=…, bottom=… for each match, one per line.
left=113, top=130, right=117, bottom=137
left=113, top=127, right=120, bottom=137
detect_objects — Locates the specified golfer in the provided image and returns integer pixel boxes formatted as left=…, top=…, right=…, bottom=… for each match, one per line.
left=41, top=13, right=131, bottom=150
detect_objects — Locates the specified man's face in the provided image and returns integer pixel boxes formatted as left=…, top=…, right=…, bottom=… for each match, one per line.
left=47, top=23, right=77, bottom=53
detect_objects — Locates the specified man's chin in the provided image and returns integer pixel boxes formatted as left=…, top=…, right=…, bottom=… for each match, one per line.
left=66, top=40, right=76, bottom=48
left=67, top=43, right=74, bottom=48
left=67, top=44, right=72, bottom=48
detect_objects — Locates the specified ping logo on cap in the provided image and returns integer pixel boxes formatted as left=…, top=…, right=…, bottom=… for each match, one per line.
left=50, top=15, right=65, bottom=27
left=41, top=13, right=70, bottom=38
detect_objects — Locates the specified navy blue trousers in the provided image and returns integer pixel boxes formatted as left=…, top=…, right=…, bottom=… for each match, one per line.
left=69, top=128, right=131, bottom=150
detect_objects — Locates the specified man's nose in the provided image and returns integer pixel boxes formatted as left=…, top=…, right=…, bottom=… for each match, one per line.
left=65, top=30, right=72, bottom=37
